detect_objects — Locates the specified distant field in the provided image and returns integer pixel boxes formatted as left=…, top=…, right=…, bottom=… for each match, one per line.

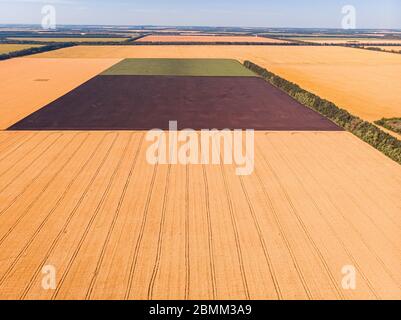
left=0, top=44, right=42, bottom=54
left=7, top=37, right=131, bottom=43
left=289, top=37, right=401, bottom=44
left=2, top=48, right=401, bottom=300
left=136, top=35, right=287, bottom=43
left=101, top=58, right=256, bottom=76
left=34, top=45, right=401, bottom=121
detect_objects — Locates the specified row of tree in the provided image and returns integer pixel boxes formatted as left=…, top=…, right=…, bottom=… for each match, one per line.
left=375, top=118, right=401, bottom=135
left=0, top=43, right=75, bottom=60
left=244, top=60, right=401, bottom=165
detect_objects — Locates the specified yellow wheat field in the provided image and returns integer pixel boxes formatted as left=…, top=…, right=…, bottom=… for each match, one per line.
left=1, top=48, right=401, bottom=300
left=0, top=58, right=121, bottom=129
left=136, top=35, right=288, bottom=43
left=33, top=45, right=401, bottom=121
left=0, top=131, right=400, bottom=300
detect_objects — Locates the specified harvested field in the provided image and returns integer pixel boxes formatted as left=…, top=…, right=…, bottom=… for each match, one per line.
left=136, top=35, right=287, bottom=43
left=7, top=37, right=130, bottom=43
left=0, top=57, right=121, bottom=129
left=34, top=45, right=401, bottom=121
left=0, top=131, right=400, bottom=300
left=0, top=44, right=42, bottom=54
left=101, top=58, right=256, bottom=76
left=8, top=75, right=340, bottom=131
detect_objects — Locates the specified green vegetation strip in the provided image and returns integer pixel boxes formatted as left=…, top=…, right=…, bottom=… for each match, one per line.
left=375, top=118, right=401, bottom=135
left=101, top=58, right=257, bottom=77
left=244, top=60, right=401, bottom=165
left=0, top=43, right=74, bottom=60
left=0, top=44, right=42, bottom=55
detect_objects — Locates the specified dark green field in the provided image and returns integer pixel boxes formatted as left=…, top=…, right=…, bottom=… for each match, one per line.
left=101, top=58, right=257, bottom=76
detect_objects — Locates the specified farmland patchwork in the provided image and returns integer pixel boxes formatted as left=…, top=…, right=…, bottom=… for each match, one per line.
left=2, top=54, right=401, bottom=300
left=8, top=58, right=340, bottom=131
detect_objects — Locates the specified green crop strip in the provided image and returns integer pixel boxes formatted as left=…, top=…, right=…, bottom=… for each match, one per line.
left=101, top=58, right=257, bottom=77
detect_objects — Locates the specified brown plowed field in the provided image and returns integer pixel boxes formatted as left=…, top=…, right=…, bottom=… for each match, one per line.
left=9, top=76, right=340, bottom=131
left=0, top=58, right=121, bottom=130
left=136, top=35, right=287, bottom=43
left=33, top=45, right=401, bottom=121
left=0, top=131, right=400, bottom=300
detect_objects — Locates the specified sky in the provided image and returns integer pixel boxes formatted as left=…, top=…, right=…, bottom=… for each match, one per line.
left=0, top=0, right=400, bottom=29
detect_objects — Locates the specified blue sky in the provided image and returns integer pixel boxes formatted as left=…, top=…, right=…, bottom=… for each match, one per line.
left=0, top=0, right=400, bottom=28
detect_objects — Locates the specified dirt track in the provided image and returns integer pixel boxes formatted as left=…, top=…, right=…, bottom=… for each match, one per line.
left=0, top=131, right=400, bottom=300
left=9, top=76, right=340, bottom=131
